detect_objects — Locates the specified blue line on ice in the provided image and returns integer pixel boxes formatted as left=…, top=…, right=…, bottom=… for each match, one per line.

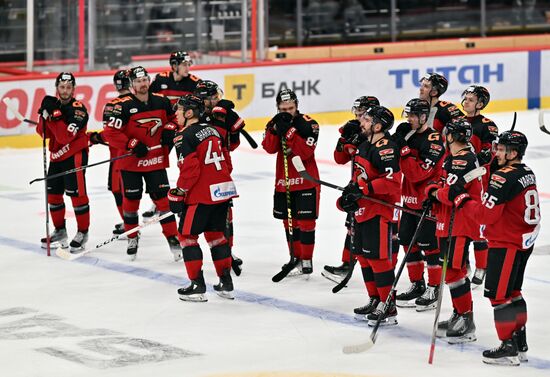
left=1, top=234, right=549, bottom=370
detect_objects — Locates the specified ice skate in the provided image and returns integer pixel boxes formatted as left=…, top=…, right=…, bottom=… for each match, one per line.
left=166, top=235, right=183, bottom=261
left=415, top=284, right=439, bottom=312
left=353, top=296, right=380, bottom=321
left=142, top=204, right=159, bottom=221
left=213, top=268, right=234, bottom=300
left=445, top=311, right=477, bottom=344
left=436, top=310, right=459, bottom=338
left=231, top=254, right=243, bottom=276
left=178, top=272, right=207, bottom=302
left=69, top=231, right=88, bottom=253
left=367, top=301, right=398, bottom=327
left=471, top=268, right=486, bottom=288
left=127, top=236, right=139, bottom=261
left=483, top=339, right=520, bottom=366
left=513, top=326, right=528, bottom=362
left=41, top=228, right=68, bottom=249
left=321, top=262, right=350, bottom=283
left=112, top=223, right=127, bottom=240
left=396, top=279, right=425, bottom=308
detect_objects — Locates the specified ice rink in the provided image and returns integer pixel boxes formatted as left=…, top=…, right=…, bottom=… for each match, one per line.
left=0, top=110, right=549, bottom=377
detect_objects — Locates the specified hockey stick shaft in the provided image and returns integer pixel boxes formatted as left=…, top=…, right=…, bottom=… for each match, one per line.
left=2, top=97, right=38, bottom=125
left=538, top=111, right=550, bottom=135
left=343, top=205, right=431, bottom=354
left=29, top=145, right=162, bottom=184
left=428, top=207, right=456, bottom=364
left=241, top=129, right=258, bottom=149
left=56, top=212, right=174, bottom=260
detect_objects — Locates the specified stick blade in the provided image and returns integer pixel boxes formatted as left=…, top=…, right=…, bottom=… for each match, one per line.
left=2, top=97, right=25, bottom=121
left=291, top=155, right=306, bottom=173
left=539, top=111, right=550, bottom=135
left=55, top=246, right=79, bottom=261
left=342, top=338, right=375, bottom=354
left=464, top=166, right=486, bottom=183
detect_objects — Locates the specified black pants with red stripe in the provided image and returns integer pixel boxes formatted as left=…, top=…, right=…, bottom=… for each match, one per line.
left=46, top=150, right=90, bottom=232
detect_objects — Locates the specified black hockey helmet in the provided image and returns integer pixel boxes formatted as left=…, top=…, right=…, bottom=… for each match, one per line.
left=497, top=130, right=528, bottom=159
left=365, top=105, right=394, bottom=132
left=352, top=95, right=379, bottom=114
left=276, top=89, right=298, bottom=106
left=444, top=118, right=472, bottom=143
left=176, top=94, right=205, bottom=117
left=420, top=73, right=448, bottom=96
left=55, top=72, right=76, bottom=87
left=403, top=98, right=430, bottom=117
left=462, top=85, right=491, bottom=109
left=128, top=66, right=149, bottom=81
left=194, top=80, right=222, bottom=99
left=169, top=51, right=192, bottom=66
left=113, top=69, right=131, bottom=91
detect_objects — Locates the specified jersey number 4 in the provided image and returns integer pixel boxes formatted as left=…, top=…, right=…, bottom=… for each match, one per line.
left=205, top=139, right=225, bottom=171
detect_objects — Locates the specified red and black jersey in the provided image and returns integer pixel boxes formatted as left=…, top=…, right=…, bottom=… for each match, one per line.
left=102, top=93, right=175, bottom=172
left=200, top=110, right=243, bottom=152
left=345, top=134, right=402, bottom=223
left=149, top=72, right=201, bottom=105
left=36, top=97, right=89, bottom=162
left=462, top=163, right=540, bottom=250
left=400, top=126, right=445, bottom=210
left=432, top=149, right=482, bottom=238
left=174, top=122, right=237, bottom=205
left=262, top=112, right=320, bottom=192
left=467, top=114, right=498, bottom=154
left=432, top=100, right=464, bottom=133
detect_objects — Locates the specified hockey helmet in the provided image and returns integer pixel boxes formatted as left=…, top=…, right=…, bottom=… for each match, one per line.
left=420, top=73, right=448, bottom=96
left=444, top=118, right=473, bottom=143
left=113, top=69, right=131, bottom=91
left=194, top=80, right=222, bottom=99
left=176, top=94, right=205, bottom=117
left=497, top=130, right=528, bottom=158
left=365, top=105, right=395, bottom=131
left=403, top=98, right=430, bottom=117
left=352, top=95, right=380, bottom=115
left=462, top=85, right=491, bottom=109
left=169, top=51, right=192, bottom=66
left=276, top=89, right=298, bottom=106
left=129, top=66, right=149, bottom=81
left=55, top=72, right=76, bottom=87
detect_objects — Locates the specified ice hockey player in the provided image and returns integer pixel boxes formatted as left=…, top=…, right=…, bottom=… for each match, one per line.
left=102, top=66, right=181, bottom=261
left=418, top=72, right=463, bottom=132
left=194, top=79, right=246, bottom=275
left=168, top=94, right=238, bottom=302
left=461, top=85, right=499, bottom=287
left=262, top=89, right=320, bottom=277
left=337, top=106, right=401, bottom=325
left=393, top=98, right=445, bottom=311
left=144, top=50, right=201, bottom=219
left=88, top=69, right=132, bottom=238
left=455, top=130, right=539, bottom=366
left=425, top=118, right=481, bottom=344
left=322, top=95, right=379, bottom=283
left=36, top=72, right=91, bottom=253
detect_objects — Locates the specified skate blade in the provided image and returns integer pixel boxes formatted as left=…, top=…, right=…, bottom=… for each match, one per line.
left=471, top=282, right=483, bottom=290
left=519, top=352, right=528, bottom=362
left=321, top=270, right=345, bottom=284
left=215, top=291, right=235, bottom=300
left=396, top=300, right=417, bottom=308
left=435, top=329, right=447, bottom=338
left=368, top=317, right=398, bottom=327
left=445, top=334, right=477, bottom=344
left=172, top=252, right=183, bottom=262
left=179, top=293, right=207, bottom=302
left=482, top=356, right=520, bottom=366
left=353, top=313, right=369, bottom=322
left=70, top=245, right=86, bottom=254
left=128, top=254, right=137, bottom=261
left=415, top=303, right=437, bottom=312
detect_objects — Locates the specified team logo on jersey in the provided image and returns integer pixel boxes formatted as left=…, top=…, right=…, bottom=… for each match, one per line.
left=224, top=74, right=254, bottom=111
left=379, top=148, right=393, bottom=156
left=161, top=84, right=168, bottom=89
left=452, top=159, right=468, bottom=166
left=136, top=117, right=163, bottom=136
left=130, top=108, right=138, bottom=113
left=490, top=174, right=506, bottom=184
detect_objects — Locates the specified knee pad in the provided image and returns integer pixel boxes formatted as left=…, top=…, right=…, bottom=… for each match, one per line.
left=48, top=194, right=64, bottom=206
left=204, top=231, right=227, bottom=248
left=124, top=189, right=142, bottom=201
left=490, top=298, right=513, bottom=307
left=180, top=234, right=199, bottom=247
left=445, top=268, right=466, bottom=284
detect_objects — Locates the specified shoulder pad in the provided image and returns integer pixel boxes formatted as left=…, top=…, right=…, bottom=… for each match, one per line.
left=117, top=95, right=133, bottom=103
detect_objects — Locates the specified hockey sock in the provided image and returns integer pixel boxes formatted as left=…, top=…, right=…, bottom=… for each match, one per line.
left=182, top=235, right=203, bottom=281
left=297, top=219, right=315, bottom=260
left=425, top=248, right=442, bottom=286
left=473, top=240, right=488, bottom=269
left=48, top=194, right=66, bottom=229
left=359, top=261, right=378, bottom=298
left=370, top=258, right=395, bottom=302
left=491, top=301, right=516, bottom=341
left=391, top=233, right=399, bottom=269
left=512, top=293, right=527, bottom=330
left=405, top=245, right=424, bottom=282
left=152, top=197, right=177, bottom=238
left=122, top=198, right=140, bottom=237
left=71, top=196, right=90, bottom=233
left=283, top=219, right=302, bottom=259
left=205, top=231, right=231, bottom=276
left=113, top=192, right=124, bottom=220
left=447, top=272, right=472, bottom=314
left=227, top=206, right=234, bottom=248
left=341, top=232, right=351, bottom=263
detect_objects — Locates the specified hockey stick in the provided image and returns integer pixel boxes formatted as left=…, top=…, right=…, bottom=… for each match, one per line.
left=56, top=212, right=173, bottom=261
left=2, top=97, right=39, bottom=125
left=538, top=111, right=550, bottom=135
left=343, top=204, right=432, bottom=354
left=428, top=207, right=456, bottom=364
left=241, top=129, right=258, bottom=149
left=272, top=138, right=300, bottom=282
left=3, top=97, right=51, bottom=255
left=510, top=111, right=517, bottom=131
left=29, top=145, right=162, bottom=184
left=291, top=156, right=438, bottom=222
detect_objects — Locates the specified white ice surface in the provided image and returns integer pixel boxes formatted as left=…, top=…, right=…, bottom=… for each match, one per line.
left=0, top=110, right=549, bottom=377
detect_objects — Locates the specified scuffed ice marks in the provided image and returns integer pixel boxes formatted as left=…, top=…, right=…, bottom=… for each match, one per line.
left=0, top=307, right=200, bottom=368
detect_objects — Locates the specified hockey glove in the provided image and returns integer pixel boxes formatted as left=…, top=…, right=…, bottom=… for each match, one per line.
left=274, top=113, right=293, bottom=138
left=216, top=99, right=235, bottom=111
left=341, top=181, right=363, bottom=212
left=161, top=123, right=177, bottom=148
left=127, top=138, right=149, bottom=158
left=226, top=110, right=245, bottom=132
left=477, top=148, right=493, bottom=166
left=452, top=192, right=471, bottom=209
left=341, top=120, right=361, bottom=141
left=39, top=95, right=60, bottom=118
left=88, top=131, right=104, bottom=145
left=422, top=197, right=435, bottom=211
left=168, top=188, right=187, bottom=214
left=425, top=181, right=441, bottom=202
